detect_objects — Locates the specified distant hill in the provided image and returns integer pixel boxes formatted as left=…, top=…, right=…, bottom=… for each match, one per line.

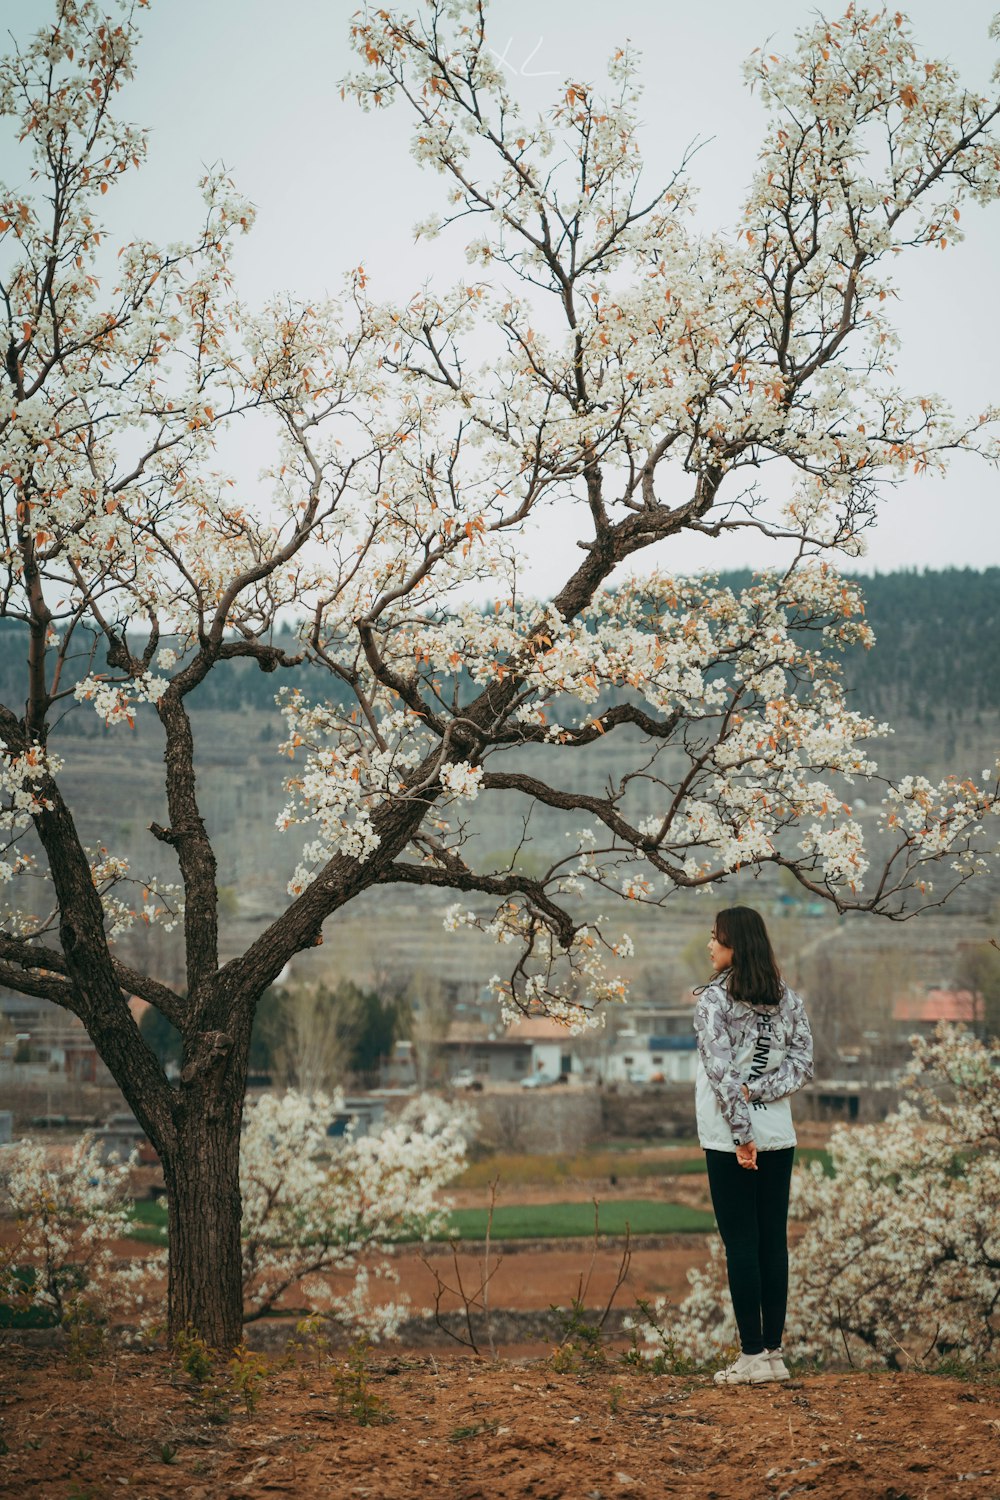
left=2, top=568, right=996, bottom=727
left=0, top=568, right=995, bottom=981
left=838, top=568, right=1000, bottom=722
left=686, top=568, right=998, bottom=723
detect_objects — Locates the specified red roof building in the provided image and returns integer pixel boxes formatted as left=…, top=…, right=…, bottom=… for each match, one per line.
left=893, top=988, right=979, bottom=1026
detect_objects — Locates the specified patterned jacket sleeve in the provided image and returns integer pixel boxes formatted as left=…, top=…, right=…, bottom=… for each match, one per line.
left=694, top=984, right=754, bottom=1146
left=745, top=987, right=814, bottom=1104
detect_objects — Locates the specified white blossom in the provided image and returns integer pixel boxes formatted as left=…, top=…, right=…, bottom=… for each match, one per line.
left=239, top=1090, right=469, bottom=1336
left=0, top=1135, right=157, bottom=1326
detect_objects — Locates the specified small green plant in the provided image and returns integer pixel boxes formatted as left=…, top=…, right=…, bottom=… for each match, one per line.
left=334, top=1339, right=392, bottom=1426
left=449, top=1419, right=499, bottom=1442
left=158, top=1442, right=178, bottom=1464
left=284, top=1314, right=331, bottom=1376
left=63, top=1298, right=108, bottom=1379
left=174, top=1327, right=215, bottom=1385
left=926, top=1354, right=996, bottom=1383
left=228, top=1343, right=268, bottom=1419
left=607, top=1382, right=624, bottom=1417
left=621, top=1297, right=699, bottom=1376
left=551, top=1297, right=607, bottom=1372
left=173, top=1328, right=230, bottom=1423
left=136, top=1319, right=167, bottom=1350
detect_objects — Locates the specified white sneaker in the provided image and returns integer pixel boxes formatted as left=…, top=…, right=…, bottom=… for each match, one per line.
left=713, top=1351, right=774, bottom=1385
left=765, top=1348, right=790, bottom=1380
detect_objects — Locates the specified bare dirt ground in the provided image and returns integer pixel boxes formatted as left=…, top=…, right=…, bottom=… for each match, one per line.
left=389, top=1237, right=704, bottom=1318
left=2, top=1346, right=999, bottom=1499
left=12, top=1125, right=996, bottom=1496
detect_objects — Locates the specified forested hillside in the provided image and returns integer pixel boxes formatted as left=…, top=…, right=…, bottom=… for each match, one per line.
left=800, top=568, right=997, bottom=722
left=699, top=568, right=999, bottom=723
left=1, top=569, right=996, bottom=727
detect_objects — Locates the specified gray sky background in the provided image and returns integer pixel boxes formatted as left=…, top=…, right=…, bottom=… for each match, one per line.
left=2, top=0, right=998, bottom=592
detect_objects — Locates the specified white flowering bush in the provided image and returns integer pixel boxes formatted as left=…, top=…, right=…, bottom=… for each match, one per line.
left=0, top=1136, right=154, bottom=1326
left=0, top=1097, right=468, bottom=1343
left=239, top=1091, right=469, bottom=1339
left=632, top=1026, right=1000, bottom=1369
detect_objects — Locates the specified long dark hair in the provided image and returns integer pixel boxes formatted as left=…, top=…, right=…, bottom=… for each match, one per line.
left=714, top=906, right=783, bottom=1008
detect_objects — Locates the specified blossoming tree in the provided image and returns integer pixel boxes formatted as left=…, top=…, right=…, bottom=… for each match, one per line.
left=0, top=1134, right=148, bottom=1327
left=1, top=0, right=999, bottom=1347
left=240, top=1091, right=468, bottom=1336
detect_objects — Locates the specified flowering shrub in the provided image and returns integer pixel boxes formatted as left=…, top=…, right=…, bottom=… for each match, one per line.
left=0, top=1096, right=467, bottom=1342
left=0, top=1135, right=153, bottom=1326
left=633, top=1026, right=1000, bottom=1369
left=240, top=1091, right=469, bottom=1339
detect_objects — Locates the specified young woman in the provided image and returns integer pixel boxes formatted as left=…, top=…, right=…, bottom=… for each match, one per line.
left=693, top=905, right=814, bottom=1385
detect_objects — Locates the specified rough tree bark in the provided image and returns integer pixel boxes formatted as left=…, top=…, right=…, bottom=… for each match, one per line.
left=163, top=1037, right=247, bottom=1351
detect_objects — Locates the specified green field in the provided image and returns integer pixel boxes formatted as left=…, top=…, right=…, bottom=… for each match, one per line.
left=124, top=1196, right=714, bottom=1245
left=456, top=1145, right=832, bottom=1190
left=444, top=1200, right=714, bottom=1239
left=124, top=1144, right=831, bottom=1247
left=127, top=1199, right=169, bottom=1244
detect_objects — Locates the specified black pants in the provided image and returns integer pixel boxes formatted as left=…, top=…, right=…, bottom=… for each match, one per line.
left=705, top=1147, right=795, bottom=1356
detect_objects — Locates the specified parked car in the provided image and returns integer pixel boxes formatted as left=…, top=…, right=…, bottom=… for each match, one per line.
left=450, top=1070, right=484, bottom=1092
left=520, top=1071, right=559, bottom=1089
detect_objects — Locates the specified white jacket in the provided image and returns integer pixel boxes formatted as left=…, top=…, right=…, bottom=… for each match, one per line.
left=693, top=977, right=813, bottom=1152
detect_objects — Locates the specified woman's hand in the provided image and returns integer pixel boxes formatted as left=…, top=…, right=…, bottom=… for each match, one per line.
left=736, top=1141, right=758, bottom=1170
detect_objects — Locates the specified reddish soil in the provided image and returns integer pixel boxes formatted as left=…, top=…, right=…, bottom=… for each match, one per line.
left=3, top=1346, right=999, bottom=1499
left=387, top=1238, right=703, bottom=1317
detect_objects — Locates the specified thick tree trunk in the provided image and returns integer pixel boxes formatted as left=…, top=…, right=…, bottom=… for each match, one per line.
left=161, top=1101, right=244, bottom=1350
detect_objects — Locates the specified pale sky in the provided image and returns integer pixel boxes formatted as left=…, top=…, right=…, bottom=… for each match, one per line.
left=1, top=0, right=998, bottom=590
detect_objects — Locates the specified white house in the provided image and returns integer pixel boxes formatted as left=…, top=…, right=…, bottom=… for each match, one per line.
left=605, top=1004, right=698, bottom=1085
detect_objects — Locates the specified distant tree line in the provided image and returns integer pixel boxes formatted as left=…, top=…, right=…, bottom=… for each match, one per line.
left=140, top=980, right=408, bottom=1090
left=3, top=568, right=996, bottom=734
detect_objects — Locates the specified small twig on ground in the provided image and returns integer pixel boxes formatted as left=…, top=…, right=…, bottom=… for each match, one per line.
left=553, top=1206, right=633, bottom=1368
left=595, top=1223, right=633, bottom=1335
left=920, top=1322, right=943, bottom=1364
left=882, top=1326, right=924, bottom=1369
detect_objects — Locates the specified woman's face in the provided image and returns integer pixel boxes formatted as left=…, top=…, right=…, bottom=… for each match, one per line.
left=708, top=926, right=734, bottom=972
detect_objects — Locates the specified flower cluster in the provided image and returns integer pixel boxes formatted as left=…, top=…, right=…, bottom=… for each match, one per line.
left=0, top=742, right=60, bottom=925
left=239, top=1090, right=469, bottom=1337
left=445, top=901, right=626, bottom=1031
left=439, top=760, right=484, bottom=801
left=73, top=672, right=169, bottom=727
left=0, top=1134, right=155, bottom=1326
left=276, top=696, right=432, bottom=885
left=89, top=851, right=184, bottom=938
left=0, top=742, right=60, bottom=848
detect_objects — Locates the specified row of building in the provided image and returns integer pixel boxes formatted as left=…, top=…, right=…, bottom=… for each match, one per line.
left=413, top=987, right=982, bottom=1090
left=0, top=981, right=984, bottom=1103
